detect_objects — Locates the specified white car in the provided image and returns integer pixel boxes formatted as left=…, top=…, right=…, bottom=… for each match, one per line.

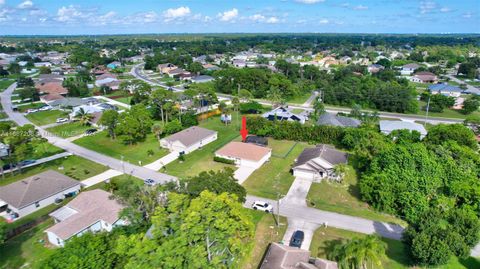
left=252, top=201, right=273, bottom=212
left=26, top=109, right=38, bottom=114
left=56, top=118, right=69, bottom=123
left=39, top=106, right=52, bottom=111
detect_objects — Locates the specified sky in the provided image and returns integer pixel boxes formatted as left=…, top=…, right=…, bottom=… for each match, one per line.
left=0, top=0, right=478, bottom=35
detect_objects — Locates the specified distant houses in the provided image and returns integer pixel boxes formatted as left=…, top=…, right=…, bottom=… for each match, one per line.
left=262, top=106, right=307, bottom=124
left=428, top=83, right=464, bottom=97
left=0, top=170, right=81, bottom=221
left=95, top=73, right=121, bottom=90
left=160, top=126, right=217, bottom=154
left=379, top=120, right=428, bottom=139
left=401, top=63, right=420, bottom=75
left=411, top=71, right=438, bottom=84
left=45, top=189, right=126, bottom=247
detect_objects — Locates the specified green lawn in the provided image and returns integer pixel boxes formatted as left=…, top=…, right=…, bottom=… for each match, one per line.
left=306, top=165, right=407, bottom=226
left=0, top=79, right=15, bottom=91
left=0, top=155, right=108, bottom=186
left=74, top=131, right=169, bottom=165
left=163, top=116, right=239, bottom=178
left=0, top=220, right=55, bottom=269
left=243, top=142, right=309, bottom=199
left=31, top=141, right=65, bottom=159
left=16, top=103, right=44, bottom=113
left=414, top=100, right=480, bottom=119
left=46, top=122, right=92, bottom=138
left=309, top=226, right=479, bottom=269
left=241, top=212, right=288, bottom=269
left=26, top=110, right=69, bottom=126
left=287, top=92, right=313, bottom=104
left=113, top=96, right=131, bottom=105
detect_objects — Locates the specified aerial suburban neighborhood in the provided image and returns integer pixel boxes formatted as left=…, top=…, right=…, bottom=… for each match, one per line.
left=0, top=1, right=479, bottom=269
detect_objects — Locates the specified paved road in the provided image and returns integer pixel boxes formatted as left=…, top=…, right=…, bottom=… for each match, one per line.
left=444, top=74, right=480, bottom=95
left=1, top=83, right=177, bottom=183
left=130, top=64, right=184, bottom=92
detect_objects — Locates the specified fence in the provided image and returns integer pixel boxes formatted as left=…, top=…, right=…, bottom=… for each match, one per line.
left=5, top=215, right=49, bottom=240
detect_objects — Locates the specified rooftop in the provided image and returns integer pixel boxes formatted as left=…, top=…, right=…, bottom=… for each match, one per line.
left=216, top=141, right=271, bottom=162
left=162, top=126, right=217, bottom=147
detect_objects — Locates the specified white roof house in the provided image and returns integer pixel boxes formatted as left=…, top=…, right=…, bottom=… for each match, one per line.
left=262, top=107, right=307, bottom=124
left=379, top=120, right=428, bottom=139
left=45, top=189, right=126, bottom=247
left=160, top=126, right=217, bottom=154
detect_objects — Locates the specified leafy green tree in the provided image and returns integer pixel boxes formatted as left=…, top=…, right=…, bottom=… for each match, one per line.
left=0, top=221, right=6, bottom=245
left=8, top=62, right=20, bottom=74
left=464, top=114, right=480, bottom=134
left=238, top=89, right=253, bottom=102
left=163, top=119, right=182, bottom=135
left=180, top=168, right=246, bottom=202
left=18, top=87, right=39, bottom=102
left=116, top=104, right=153, bottom=144
left=99, top=110, right=119, bottom=139
left=424, top=124, right=477, bottom=149
left=461, top=96, right=480, bottom=115
left=63, top=77, right=90, bottom=97
left=458, top=62, right=478, bottom=78
left=327, top=235, right=387, bottom=269
left=187, top=62, right=204, bottom=74
left=312, top=96, right=325, bottom=121
left=117, top=191, right=255, bottom=269
left=74, top=108, right=93, bottom=126
left=39, top=66, right=51, bottom=74
left=151, top=123, right=164, bottom=146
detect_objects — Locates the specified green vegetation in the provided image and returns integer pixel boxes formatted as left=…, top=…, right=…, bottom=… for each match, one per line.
left=0, top=79, right=15, bottom=91
left=26, top=110, right=69, bottom=126
left=243, top=142, right=308, bottom=199
left=46, top=122, right=92, bottom=138
left=287, top=92, right=312, bottom=104
left=16, top=102, right=44, bottom=113
left=306, top=166, right=406, bottom=226
left=74, top=131, right=169, bottom=164
left=0, top=155, right=108, bottom=186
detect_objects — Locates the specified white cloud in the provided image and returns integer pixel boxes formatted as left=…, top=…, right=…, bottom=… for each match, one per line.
left=319, top=18, right=329, bottom=24
left=17, top=0, right=33, bottom=9
left=295, top=0, right=325, bottom=4
left=0, top=0, right=5, bottom=6
left=217, top=8, right=238, bottom=22
left=353, top=5, right=368, bottom=10
left=249, top=14, right=265, bottom=22
left=204, top=15, right=212, bottom=22
left=440, top=7, right=451, bottom=13
left=135, top=11, right=158, bottom=23
left=266, top=17, right=279, bottom=24
left=163, top=6, right=190, bottom=21
left=419, top=1, right=436, bottom=14
left=56, top=5, right=85, bottom=22
left=462, top=12, right=472, bottom=18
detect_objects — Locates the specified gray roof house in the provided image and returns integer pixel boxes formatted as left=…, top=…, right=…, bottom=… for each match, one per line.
left=260, top=242, right=338, bottom=269
left=263, top=107, right=307, bottom=124
left=191, top=75, right=214, bottom=83
left=316, top=113, right=361, bottom=128
left=428, top=83, right=464, bottom=96
left=160, top=126, right=217, bottom=154
left=379, top=120, right=428, bottom=139
left=0, top=170, right=81, bottom=220
left=292, top=144, right=348, bottom=182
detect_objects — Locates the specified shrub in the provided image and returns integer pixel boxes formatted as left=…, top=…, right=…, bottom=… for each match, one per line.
left=213, top=156, right=235, bottom=165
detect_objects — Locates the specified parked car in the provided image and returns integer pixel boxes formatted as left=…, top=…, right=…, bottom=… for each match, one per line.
left=26, top=109, right=38, bottom=114
left=252, top=201, right=273, bottom=212
left=56, top=117, right=69, bottom=123
left=19, top=159, right=36, bottom=166
left=2, top=163, right=15, bottom=170
left=144, top=179, right=156, bottom=186
left=289, top=230, right=304, bottom=248
left=39, top=105, right=52, bottom=111
left=85, top=128, right=98, bottom=135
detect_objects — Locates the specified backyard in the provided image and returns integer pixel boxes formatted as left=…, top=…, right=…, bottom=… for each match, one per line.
left=243, top=141, right=309, bottom=199
left=26, top=110, right=69, bottom=126
left=309, top=226, right=480, bottom=269
left=163, top=116, right=239, bottom=178
left=306, top=166, right=407, bottom=226
left=74, top=131, right=169, bottom=164
left=0, top=155, right=108, bottom=186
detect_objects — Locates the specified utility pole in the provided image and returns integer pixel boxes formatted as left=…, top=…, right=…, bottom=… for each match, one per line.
left=424, top=94, right=430, bottom=127
left=237, top=83, right=240, bottom=130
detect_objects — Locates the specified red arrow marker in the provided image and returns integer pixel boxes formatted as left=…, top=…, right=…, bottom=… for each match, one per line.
left=240, top=116, right=248, bottom=141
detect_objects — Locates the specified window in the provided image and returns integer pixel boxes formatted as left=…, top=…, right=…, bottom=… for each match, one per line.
left=35, top=201, right=40, bottom=208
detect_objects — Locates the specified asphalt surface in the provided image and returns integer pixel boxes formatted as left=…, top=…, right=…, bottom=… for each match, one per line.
left=445, top=74, right=480, bottom=95
left=1, top=83, right=177, bottom=183
left=130, top=64, right=184, bottom=92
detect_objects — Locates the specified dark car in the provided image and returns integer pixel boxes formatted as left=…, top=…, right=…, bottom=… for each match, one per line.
left=144, top=179, right=156, bottom=186
left=289, top=230, right=304, bottom=248
left=85, top=128, right=98, bottom=135
left=2, top=163, right=15, bottom=170
left=19, top=159, right=36, bottom=166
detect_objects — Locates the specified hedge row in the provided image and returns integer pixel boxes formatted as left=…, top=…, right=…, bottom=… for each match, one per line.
left=213, top=156, right=236, bottom=165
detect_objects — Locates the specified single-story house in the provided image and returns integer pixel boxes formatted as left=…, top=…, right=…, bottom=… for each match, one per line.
left=233, top=59, right=247, bottom=68
left=202, top=63, right=220, bottom=71
left=292, top=144, right=348, bottom=182
left=95, top=73, right=120, bottom=90
left=0, top=142, right=9, bottom=157
left=379, top=120, right=428, bottom=139
left=0, top=170, right=80, bottom=220
left=34, top=62, right=52, bottom=68
left=428, top=83, right=464, bottom=97
left=411, top=71, right=438, bottom=84
left=316, top=113, right=361, bottom=128
left=45, top=189, right=126, bottom=247
left=260, top=242, right=338, bottom=269
left=263, top=106, right=307, bottom=124
left=36, top=81, right=68, bottom=103
left=166, top=68, right=190, bottom=78
left=69, top=103, right=116, bottom=120
left=215, top=141, right=272, bottom=169
left=107, top=61, right=121, bottom=69
left=157, top=63, right=177, bottom=74
left=160, top=126, right=217, bottom=154
left=401, top=63, right=420, bottom=75
left=367, top=64, right=384, bottom=74
left=190, top=75, right=214, bottom=83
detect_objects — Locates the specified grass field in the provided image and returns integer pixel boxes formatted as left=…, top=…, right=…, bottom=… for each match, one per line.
left=309, top=226, right=480, bottom=269
left=16, top=102, right=45, bottom=113
left=0, top=220, right=55, bottom=269
left=0, top=79, right=15, bottom=91
left=287, top=92, right=312, bottom=104
left=163, top=116, right=239, bottom=178
left=241, top=212, right=288, bottom=269
left=46, top=122, right=92, bottom=138
left=243, top=142, right=309, bottom=199
left=0, top=155, right=108, bottom=186
left=414, top=100, right=480, bottom=119
left=26, top=110, right=69, bottom=126
left=306, top=166, right=407, bottom=226
left=113, top=96, right=131, bottom=105
left=30, top=141, right=65, bottom=159
left=74, top=131, right=169, bottom=165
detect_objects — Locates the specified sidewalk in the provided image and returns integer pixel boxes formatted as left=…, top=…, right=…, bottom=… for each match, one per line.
left=93, top=96, right=131, bottom=109
left=80, top=169, right=123, bottom=187
left=143, top=152, right=179, bottom=170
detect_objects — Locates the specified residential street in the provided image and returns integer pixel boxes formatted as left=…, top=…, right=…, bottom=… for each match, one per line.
left=445, top=74, right=480, bottom=95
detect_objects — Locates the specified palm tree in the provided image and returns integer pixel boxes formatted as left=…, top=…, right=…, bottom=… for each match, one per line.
left=232, top=97, right=240, bottom=129
left=75, top=108, right=93, bottom=126
left=151, top=123, right=164, bottom=146
left=312, top=96, right=326, bottom=121
left=327, top=235, right=386, bottom=269
left=267, top=87, right=283, bottom=107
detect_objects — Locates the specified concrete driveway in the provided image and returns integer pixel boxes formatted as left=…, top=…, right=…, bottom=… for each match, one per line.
left=282, top=219, right=320, bottom=250
left=235, top=166, right=256, bottom=184
left=282, top=177, right=312, bottom=206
